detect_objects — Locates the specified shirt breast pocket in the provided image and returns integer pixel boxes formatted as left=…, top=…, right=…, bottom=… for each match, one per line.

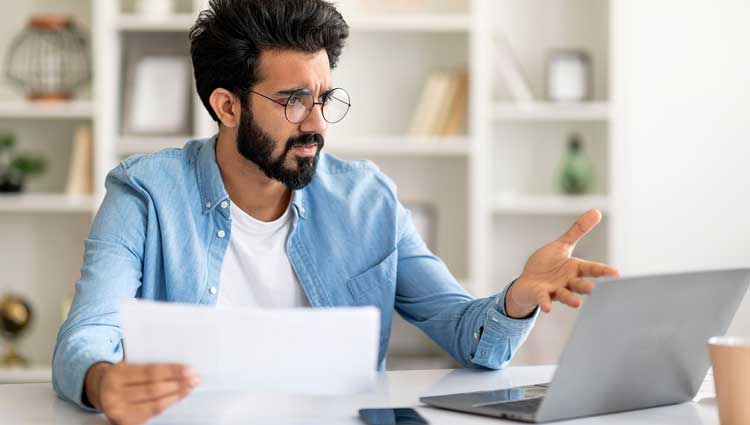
left=346, top=249, right=397, bottom=306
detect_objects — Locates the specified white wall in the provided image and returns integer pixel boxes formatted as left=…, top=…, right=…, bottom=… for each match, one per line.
left=613, top=0, right=750, bottom=336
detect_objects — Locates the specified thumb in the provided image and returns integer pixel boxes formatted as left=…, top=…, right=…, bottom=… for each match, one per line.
left=558, top=208, right=602, bottom=248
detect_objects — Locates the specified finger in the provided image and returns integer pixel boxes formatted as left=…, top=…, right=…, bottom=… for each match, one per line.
left=568, top=277, right=596, bottom=295
left=534, top=286, right=553, bottom=313
left=552, top=287, right=581, bottom=308
left=557, top=209, right=602, bottom=247
left=577, top=260, right=620, bottom=278
left=128, top=387, right=192, bottom=423
left=120, top=364, right=196, bottom=385
left=123, top=377, right=200, bottom=403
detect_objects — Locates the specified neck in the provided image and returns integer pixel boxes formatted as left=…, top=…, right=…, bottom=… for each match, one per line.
left=215, top=127, right=292, bottom=222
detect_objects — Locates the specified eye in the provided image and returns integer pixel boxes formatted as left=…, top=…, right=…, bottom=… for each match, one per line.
left=322, top=91, right=336, bottom=104
left=288, top=95, right=302, bottom=105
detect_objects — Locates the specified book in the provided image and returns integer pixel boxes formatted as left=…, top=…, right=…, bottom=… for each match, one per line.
left=409, top=71, right=449, bottom=137
left=407, top=72, right=437, bottom=136
left=440, top=70, right=469, bottom=135
left=430, top=71, right=460, bottom=136
left=408, top=69, right=469, bottom=137
left=65, top=126, right=93, bottom=195
left=491, top=32, right=534, bottom=103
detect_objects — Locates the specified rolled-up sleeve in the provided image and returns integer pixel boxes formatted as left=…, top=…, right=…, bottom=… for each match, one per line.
left=393, top=200, right=538, bottom=369
left=52, top=164, right=148, bottom=410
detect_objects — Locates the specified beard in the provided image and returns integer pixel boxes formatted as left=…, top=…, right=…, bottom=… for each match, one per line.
left=235, top=106, right=324, bottom=190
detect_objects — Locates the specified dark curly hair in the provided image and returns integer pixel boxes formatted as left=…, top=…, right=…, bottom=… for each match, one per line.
left=189, top=0, right=349, bottom=122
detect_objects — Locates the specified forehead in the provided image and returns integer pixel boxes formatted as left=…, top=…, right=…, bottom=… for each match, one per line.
left=255, top=49, right=331, bottom=89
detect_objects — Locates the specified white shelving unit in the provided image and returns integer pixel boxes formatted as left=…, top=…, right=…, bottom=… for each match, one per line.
left=117, top=135, right=193, bottom=156
left=0, top=193, right=95, bottom=213
left=116, top=14, right=195, bottom=32
left=492, top=101, right=610, bottom=122
left=346, top=13, right=471, bottom=33
left=0, top=1, right=96, bottom=378
left=492, top=194, right=611, bottom=215
left=473, top=0, right=616, bottom=366
left=326, top=136, right=470, bottom=157
left=116, top=13, right=471, bottom=34
left=0, top=100, right=94, bottom=120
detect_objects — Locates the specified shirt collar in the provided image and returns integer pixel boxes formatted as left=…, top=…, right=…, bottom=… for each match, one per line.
left=196, top=134, right=308, bottom=219
left=196, top=134, right=229, bottom=215
left=291, top=188, right=307, bottom=219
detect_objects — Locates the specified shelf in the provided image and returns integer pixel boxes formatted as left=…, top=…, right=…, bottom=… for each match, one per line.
left=492, top=194, right=610, bottom=215
left=0, top=100, right=94, bottom=120
left=117, top=135, right=191, bottom=156
left=326, top=135, right=471, bottom=157
left=116, top=14, right=195, bottom=32
left=493, top=102, right=610, bottom=122
left=0, top=367, right=51, bottom=384
left=347, top=14, right=470, bottom=32
left=116, top=13, right=470, bottom=33
left=0, top=193, right=95, bottom=213
left=119, top=135, right=470, bottom=157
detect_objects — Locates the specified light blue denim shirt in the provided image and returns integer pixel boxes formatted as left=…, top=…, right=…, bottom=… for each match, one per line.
left=52, top=136, right=538, bottom=409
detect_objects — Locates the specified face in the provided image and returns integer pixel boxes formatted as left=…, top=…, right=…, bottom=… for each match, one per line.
left=236, top=49, right=331, bottom=190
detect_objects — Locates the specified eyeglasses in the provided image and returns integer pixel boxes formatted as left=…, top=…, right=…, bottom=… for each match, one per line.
left=249, top=87, right=351, bottom=124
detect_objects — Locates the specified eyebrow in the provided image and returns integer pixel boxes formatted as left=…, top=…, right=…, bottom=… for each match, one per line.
left=275, top=87, right=309, bottom=96
left=274, top=87, right=333, bottom=98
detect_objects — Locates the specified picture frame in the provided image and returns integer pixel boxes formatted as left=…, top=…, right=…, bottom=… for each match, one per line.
left=121, top=34, right=192, bottom=136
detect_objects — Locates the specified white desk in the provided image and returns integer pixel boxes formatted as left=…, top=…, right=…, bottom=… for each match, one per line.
left=0, top=366, right=720, bottom=424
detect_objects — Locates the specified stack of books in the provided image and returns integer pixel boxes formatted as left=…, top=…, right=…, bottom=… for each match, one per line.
left=408, top=69, right=468, bottom=137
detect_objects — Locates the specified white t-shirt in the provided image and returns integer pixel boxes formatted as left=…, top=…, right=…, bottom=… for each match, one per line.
left=216, top=199, right=309, bottom=308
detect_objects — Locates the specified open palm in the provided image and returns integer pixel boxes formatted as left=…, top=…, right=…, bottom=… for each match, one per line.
left=506, top=209, right=621, bottom=317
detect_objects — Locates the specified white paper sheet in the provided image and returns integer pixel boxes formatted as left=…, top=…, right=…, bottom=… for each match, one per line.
left=120, top=300, right=380, bottom=395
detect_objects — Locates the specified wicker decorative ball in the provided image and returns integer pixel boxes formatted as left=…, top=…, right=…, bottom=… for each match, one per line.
left=5, top=15, right=90, bottom=101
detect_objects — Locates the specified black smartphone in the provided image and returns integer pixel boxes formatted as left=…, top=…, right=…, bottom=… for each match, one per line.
left=358, top=408, right=429, bottom=425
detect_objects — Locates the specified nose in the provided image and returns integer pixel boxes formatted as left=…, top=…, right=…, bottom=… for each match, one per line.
left=299, top=103, right=327, bottom=135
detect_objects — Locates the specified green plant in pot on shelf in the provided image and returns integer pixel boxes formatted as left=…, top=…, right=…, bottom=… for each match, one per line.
left=0, top=133, right=47, bottom=193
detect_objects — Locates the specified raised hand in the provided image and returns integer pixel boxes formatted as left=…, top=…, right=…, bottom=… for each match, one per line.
left=505, top=209, right=620, bottom=318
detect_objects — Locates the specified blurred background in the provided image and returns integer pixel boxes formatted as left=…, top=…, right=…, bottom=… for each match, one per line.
left=0, top=0, right=748, bottom=383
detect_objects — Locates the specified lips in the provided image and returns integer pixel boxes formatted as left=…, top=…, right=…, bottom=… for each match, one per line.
left=292, top=143, right=319, bottom=155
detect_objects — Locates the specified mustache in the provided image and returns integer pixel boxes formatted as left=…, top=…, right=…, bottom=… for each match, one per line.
left=285, top=133, right=325, bottom=151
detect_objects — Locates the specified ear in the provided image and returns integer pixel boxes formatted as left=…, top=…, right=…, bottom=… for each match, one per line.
left=209, top=88, right=242, bottom=128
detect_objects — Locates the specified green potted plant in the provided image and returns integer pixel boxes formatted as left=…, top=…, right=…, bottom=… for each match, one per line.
left=0, top=132, right=47, bottom=193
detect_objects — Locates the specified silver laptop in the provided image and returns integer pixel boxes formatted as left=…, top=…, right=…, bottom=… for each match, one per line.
left=420, top=268, right=750, bottom=423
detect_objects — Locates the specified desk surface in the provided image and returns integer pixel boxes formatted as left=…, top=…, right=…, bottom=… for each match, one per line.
left=0, top=366, right=719, bottom=424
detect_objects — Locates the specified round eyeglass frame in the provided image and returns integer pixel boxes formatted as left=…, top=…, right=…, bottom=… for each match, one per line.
left=249, top=87, right=351, bottom=124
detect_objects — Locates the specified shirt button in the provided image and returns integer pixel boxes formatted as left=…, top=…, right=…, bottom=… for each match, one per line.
left=205, top=202, right=211, bottom=208
left=217, top=230, right=226, bottom=238
left=209, top=286, right=217, bottom=295
left=221, top=201, right=229, bottom=209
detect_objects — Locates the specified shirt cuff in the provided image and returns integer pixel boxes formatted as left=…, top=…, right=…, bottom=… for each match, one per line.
left=470, top=281, right=539, bottom=368
left=52, top=333, right=123, bottom=412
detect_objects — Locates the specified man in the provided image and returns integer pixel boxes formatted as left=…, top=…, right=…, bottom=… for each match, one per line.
left=52, top=1, right=619, bottom=424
